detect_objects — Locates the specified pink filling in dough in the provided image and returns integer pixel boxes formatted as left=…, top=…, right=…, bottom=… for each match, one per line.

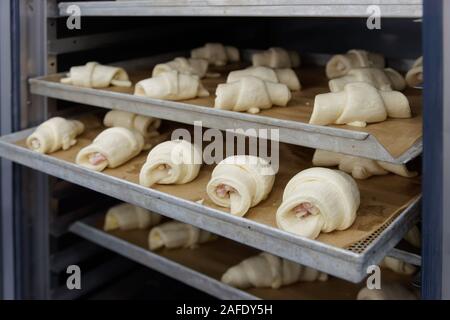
left=216, top=184, right=237, bottom=198
left=89, top=152, right=107, bottom=166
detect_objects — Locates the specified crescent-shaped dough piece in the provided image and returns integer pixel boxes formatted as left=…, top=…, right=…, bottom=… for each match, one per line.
left=60, top=62, right=131, bottom=88
left=405, top=56, right=423, bottom=88
left=103, top=203, right=162, bottom=231
left=191, top=43, right=240, bottom=66
left=227, top=66, right=301, bottom=91
left=103, top=110, right=161, bottom=150
left=215, top=76, right=291, bottom=114
left=276, top=168, right=360, bottom=239
left=221, top=252, right=328, bottom=289
left=148, top=221, right=217, bottom=251
left=380, top=256, right=417, bottom=275
left=152, top=57, right=209, bottom=78
left=26, top=117, right=85, bottom=154
left=328, top=67, right=406, bottom=92
left=139, top=140, right=202, bottom=188
left=76, top=127, right=144, bottom=172
left=403, top=225, right=421, bottom=248
left=207, top=155, right=275, bottom=217
left=135, top=70, right=209, bottom=101
left=312, top=150, right=417, bottom=180
left=252, top=47, right=300, bottom=69
left=326, top=49, right=385, bottom=79
left=357, top=283, right=418, bottom=300
left=310, top=82, right=411, bottom=127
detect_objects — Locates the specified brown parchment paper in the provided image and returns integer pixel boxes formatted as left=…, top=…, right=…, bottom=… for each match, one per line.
left=42, top=62, right=423, bottom=158
left=100, top=223, right=415, bottom=300
left=16, top=123, right=421, bottom=249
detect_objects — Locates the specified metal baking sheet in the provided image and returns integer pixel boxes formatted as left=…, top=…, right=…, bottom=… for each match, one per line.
left=0, top=127, right=421, bottom=282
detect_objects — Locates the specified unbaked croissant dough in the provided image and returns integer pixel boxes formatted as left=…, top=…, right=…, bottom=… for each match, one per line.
left=104, top=110, right=161, bottom=139
left=357, top=283, right=418, bottom=300
left=221, top=252, right=328, bottom=289
left=152, top=57, right=209, bottom=78
left=404, top=225, right=421, bottom=248
left=76, top=127, right=144, bottom=172
left=191, top=43, right=240, bottom=66
left=60, top=62, right=132, bottom=88
left=276, top=168, right=360, bottom=239
left=405, top=56, right=423, bottom=88
left=326, top=49, right=385, bottom=79
left=207, top=155, right=275, bottom=217
left=103, top=203, right=162, bottom=231
left=380, top=256, right=416, bottom=275
left=328, top=67, right=406, bottom=92
left=309, top=82, right=412, bottom=127
left=252, top=47, right=300, bottom=69
left=312, top=150, right=417, bottom=180
left=135, top=70, right=209, bottom=101
left=139, top=140, right=202, bottom=188
left=227, top=66, right=301, bottom=91
left=26, top=117, right=85, bottom=154
left=215, top=76, right=291, bottom=114
left=148, top=221, right=217, bottom=251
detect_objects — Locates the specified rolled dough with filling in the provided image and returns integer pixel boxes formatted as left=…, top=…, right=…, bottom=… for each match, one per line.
left=135, top=70, right=209, bottom=101
left=227, top=66, right=301, bottom=91
left=309, top=82, right=411, bottom=127
left=276, top=167, right=360, bottom=239
left=191, top=43, right=240, bottom=66
left=252, top=47, right=300, bottom=69
left=60, top=62, right=131, bottom=88
left=139, top=140, right=202, bottom=188
left=26, top=117, right=85, bottom=154
left=152, top=57, right=209, bottom=78
left=326, top=49, right=385, bottom=79
left=221, top=252, right=328, bottom=289
left=207, top=155, right=275, bottom=217
left=403, top=225, right=421, bottom=248
left=148, top=221, right=217, bottom=251
left=328, top=67, right=406, bottom=92
left=357, top=283, right=418, bottom=300
left=312, top=149, right=417, bottom=180
left=380, top=256, right=417, bottom=275
left=76, top=127, right=144, bottom=172
left=215, top=76, right=291, bottom=114
left=103, top=203, right=162, bottom=231
left=405, top=56, right=423, bottom=88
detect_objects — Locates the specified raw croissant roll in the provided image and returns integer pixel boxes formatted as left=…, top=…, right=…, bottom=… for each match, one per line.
left=309, top=82, right=412, bottom=127
left=26, top=117, right=85, bottom=154
left=148, top=221, right=217, bottom=251
left=404, top=225, right=421, bottom=248
left=135, top=70, right=209, bottom=101
left=328, top=67, right=406, bottom=92
left=227, top=66, right=301, bottom=91
left=252, top=47, right=300, bottom=69
left=152, top=57, right=209, bottom=78
left=357, top=283, right=418, bottom=300
left=405, top=56, right=423, bottom=88
left=312, top=150, right=417, bottom=180
left=221, top=252, right=328, bottom=289
left=191, top=43, right=240, bottom=66
left=380, top=256, right=416, bottom=275
left=60, top=62, right=131, bottom=88
left=326, top=49, right=385, bottom=79
left=104, top=110, right=161, bottom=139
left=276, top=168, right=360, bottom=239
left=215, top=76, right=291, bottom=114
left=76, top=127, right=144, bottom=172
left=139, top=140, right=202, bottom=188
left=207, top=155, right=275, bottom=217
left=103, top=203, right=162, bottom=231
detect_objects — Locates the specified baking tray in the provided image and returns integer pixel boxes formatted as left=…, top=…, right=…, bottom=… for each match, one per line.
left=70, top=213, right=415, bottom=300
left=29, top=54, right=423, bottom=164
left=0, top=126, right=421, bottom=282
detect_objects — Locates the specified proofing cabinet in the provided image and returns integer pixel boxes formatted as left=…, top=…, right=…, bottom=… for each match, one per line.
left=0, top=0, right=449, bottom=300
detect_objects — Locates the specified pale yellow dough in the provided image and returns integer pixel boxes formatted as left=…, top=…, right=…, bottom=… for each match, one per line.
left=103, top=203, right=162, bottom=231
left=60, top=62, right=131, bottom=88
